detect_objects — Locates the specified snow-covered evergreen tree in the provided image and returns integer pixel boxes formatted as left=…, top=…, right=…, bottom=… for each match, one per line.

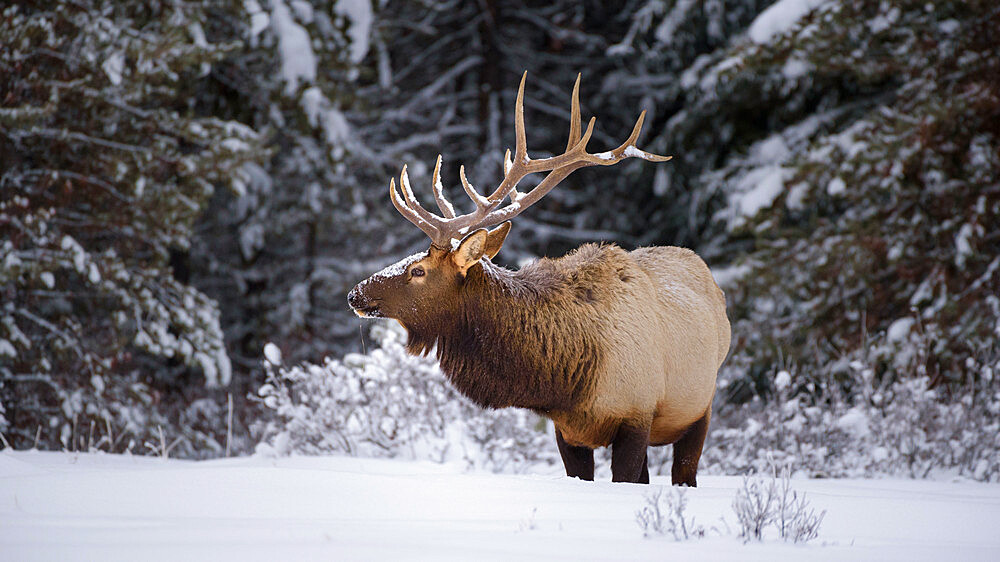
left=0, top=1, right=266, bottom=454
left=187, top=0, right=389, bottom=376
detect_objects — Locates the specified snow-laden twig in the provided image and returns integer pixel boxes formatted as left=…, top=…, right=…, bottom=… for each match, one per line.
left=733, top=470, right=825, bottom=543
left=225, top=393, right=233, bottom=458
left=636, top=487, right=704, bottom=540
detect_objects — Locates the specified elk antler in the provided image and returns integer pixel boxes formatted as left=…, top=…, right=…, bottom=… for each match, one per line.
left=388, top=72, right=672, bottom=249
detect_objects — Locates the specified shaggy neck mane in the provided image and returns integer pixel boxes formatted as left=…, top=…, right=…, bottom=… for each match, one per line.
left=405, top=258, right=601, bottom=412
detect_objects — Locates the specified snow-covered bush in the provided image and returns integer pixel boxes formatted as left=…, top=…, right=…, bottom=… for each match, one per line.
left=258, top=318, right=999, bottom=481
left=697, top=332, right=1000, bottom=482
left=254, top=321, right=559, bottom=473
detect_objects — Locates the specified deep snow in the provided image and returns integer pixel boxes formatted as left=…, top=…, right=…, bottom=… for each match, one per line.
left=1, top=451, right=999, bottom=561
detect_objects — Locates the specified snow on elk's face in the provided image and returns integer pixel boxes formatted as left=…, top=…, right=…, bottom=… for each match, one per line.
left=348, top=227, right=506, bottom=325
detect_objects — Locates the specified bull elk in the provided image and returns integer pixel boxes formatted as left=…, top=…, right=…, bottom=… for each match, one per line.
left=348, top=73, right=730, bottom=485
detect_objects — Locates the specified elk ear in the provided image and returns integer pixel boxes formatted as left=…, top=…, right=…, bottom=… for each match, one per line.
left=452, top=229, right=489, bottom=275
left=484, top=222, right=511, bottom=260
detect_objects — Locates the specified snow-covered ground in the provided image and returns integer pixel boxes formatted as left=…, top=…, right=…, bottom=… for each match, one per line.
left=2, top=451, right=999, bottom=561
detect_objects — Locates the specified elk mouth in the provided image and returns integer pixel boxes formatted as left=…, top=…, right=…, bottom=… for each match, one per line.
left=353, top=304, right=381, bottom=318
left=348, top=288, right=382, bottom=317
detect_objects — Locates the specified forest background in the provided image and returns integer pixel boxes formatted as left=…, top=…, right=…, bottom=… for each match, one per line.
left=2, top=0, right=997, bottom=480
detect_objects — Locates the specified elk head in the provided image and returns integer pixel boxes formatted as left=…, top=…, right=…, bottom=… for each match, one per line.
left=346, top=222, right=511, bottom=322
left=348, top=72, right=670, bottom=327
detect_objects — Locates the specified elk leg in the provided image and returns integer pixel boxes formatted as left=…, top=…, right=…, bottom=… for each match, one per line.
left=639, top=453, right=649, bottom=484
left=556, top=430, right=594, bottom=481
left=671, top=408, right=711, bottom=487
left=611, top=424, right=650, bottom=483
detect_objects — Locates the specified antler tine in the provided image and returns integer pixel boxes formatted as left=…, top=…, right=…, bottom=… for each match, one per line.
left=430, top=155, right=456, bottom=218
left=611, top=110, right=673, bottom=163
left=483, top=72, right=533, bottom=203
left=458, top=165, right=488, bottom=212
left=398, top=165, right=442, bottom=226
left=389, top=177, right=441, bottom=241
left=623, top=111, right=646, bottom=151
left=565, top=73, right=582, bottom=152
left=514, top=71, right=528, bottom=165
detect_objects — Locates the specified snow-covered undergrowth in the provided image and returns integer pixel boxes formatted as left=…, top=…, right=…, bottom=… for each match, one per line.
left=258, top=321, right=999, bottom=483
left=255, top=322, right=559, bottom=473
left=3, top=451, right=1000, bottom=561
left=700, top=334, right=1000, bottom=482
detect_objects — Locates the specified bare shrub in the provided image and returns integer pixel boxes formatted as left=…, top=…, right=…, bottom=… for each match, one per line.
left=775, top=468, right=826, bottom=543
left=636, top=487, right=704, bottom=540
left=732, top=473, right=777, bottom=541
left=733, top=470, right=824, bottom=543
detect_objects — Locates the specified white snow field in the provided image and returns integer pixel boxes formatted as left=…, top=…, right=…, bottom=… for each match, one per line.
left=2, top=451, right=999, bottom=561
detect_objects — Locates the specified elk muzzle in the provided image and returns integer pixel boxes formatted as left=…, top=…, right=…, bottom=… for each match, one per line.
left=348, top=286, right=381, bottom=317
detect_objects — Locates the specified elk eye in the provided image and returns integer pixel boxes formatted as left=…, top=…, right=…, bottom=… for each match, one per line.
left=410, top=266, right=425, bottom=278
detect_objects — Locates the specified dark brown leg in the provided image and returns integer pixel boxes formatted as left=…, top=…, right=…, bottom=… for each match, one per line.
left=611, top=424, right=650, bottom=483
left=639, top=454, right=649, bottom=484
left=556, top=430, right=594, bottom=481
left=671, top=409, right=711, bottom=487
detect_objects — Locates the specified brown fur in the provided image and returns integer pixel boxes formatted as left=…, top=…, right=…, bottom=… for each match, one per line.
left=349, top=232, right=730, bottom=485
left=409, top=245, right=613, bottom=412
